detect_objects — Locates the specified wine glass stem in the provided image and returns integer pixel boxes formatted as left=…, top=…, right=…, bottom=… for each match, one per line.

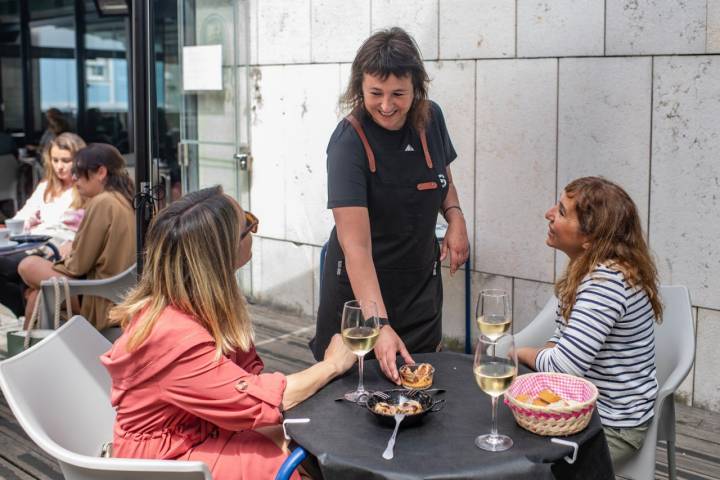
left=357, top=354, right=365, bottom=393
left=490, top=395, right=499, bottom=436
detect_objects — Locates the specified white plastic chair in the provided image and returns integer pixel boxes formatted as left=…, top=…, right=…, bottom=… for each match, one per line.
left=615, top=285, right=695, bottom=480
left=0, top=315, right=211, bottom=480
left=514, top=295, right=558, bottom=349
left=515, top=286, right=695, bottom=480
left=0, top=153, right=19, bottom=213
left=40, top=264, right=137, bottom=339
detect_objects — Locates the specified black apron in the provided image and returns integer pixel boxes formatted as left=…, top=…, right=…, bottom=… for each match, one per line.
left=310, top=113, right=448, bottom=361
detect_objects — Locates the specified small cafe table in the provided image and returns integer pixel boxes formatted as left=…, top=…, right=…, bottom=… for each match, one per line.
left=285, top=351, right=614, bottom=480
left=0, top=236, right=59, bottom=259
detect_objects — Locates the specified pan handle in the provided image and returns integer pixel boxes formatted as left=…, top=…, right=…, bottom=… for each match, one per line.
left=429, top=398, right=446, bottom=412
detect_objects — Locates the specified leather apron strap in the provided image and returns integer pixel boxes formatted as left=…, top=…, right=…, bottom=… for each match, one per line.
left=345, top=114, right=376, bottom=173
left=345, top=114, right=434, bottom=172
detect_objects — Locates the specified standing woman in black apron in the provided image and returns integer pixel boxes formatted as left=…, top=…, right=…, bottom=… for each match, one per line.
left=310, top=27, right=469, bottom=384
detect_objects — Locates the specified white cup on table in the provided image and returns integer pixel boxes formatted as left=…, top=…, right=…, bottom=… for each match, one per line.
left=5, top=218, right=24, bottom=236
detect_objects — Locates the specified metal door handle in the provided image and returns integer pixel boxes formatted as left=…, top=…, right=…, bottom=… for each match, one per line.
left=234, top=153, right=250, bottom=171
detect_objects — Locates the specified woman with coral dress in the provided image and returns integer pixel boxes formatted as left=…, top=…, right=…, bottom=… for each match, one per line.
left=102, top=186, right=355, bottom=479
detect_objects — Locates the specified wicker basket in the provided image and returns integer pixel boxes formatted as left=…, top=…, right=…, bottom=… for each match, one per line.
left=504, top=372, right=598, bottom=436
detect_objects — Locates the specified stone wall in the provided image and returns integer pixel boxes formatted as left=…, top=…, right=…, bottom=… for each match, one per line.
left=241, top=0, right=720, bottom=412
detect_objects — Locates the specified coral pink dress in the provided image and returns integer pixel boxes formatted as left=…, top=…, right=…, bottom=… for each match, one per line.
left=100, top=306, right=300, bottom=480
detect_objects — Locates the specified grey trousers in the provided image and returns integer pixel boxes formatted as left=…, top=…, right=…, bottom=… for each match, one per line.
left=603, top=419, right=651, bottom=464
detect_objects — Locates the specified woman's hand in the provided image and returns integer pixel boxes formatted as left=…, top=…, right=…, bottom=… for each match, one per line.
left=282, top=335, right=357, bottom=410
left=440, top=212, right=469, bottom=275
left=374, top=326, right=414, bottom=384
left=323, top=334, right=356, bottom=375
left=58, top=241, right=73, bottom=259
left=25, top=210, right=42, bottom=231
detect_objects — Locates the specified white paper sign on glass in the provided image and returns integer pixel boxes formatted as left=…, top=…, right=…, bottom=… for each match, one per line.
left=182, top=44, right=223, bottom=91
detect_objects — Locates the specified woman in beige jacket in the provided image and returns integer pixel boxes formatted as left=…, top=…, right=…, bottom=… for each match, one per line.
left=19, top=143, right=136, bottom=331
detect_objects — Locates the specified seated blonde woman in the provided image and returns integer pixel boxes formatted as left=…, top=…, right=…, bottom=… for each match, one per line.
left=516, top=176, right=662, bottom=465
left=101, top=186, right=356, bottom=480
left=0, top=132, right=85, bottom=317
left=14, top=132, right=86, bottom=239
left=18, top=143, right=136, bottom=329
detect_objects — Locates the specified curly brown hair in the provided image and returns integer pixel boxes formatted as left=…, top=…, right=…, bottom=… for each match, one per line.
left=556, top=177, right=663, bottom=323
left=340, top=27, right=430, bottom=131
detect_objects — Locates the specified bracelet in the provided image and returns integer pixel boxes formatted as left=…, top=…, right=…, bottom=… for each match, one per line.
left=378, top=317, right=390, bottom=328
left=442, top=205, right=462, bottom=217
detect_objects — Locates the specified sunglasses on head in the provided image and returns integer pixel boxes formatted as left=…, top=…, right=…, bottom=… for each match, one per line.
left=241, top=211, right=259, bottom=239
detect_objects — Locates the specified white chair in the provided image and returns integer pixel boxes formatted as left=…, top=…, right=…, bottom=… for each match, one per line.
left=515, top=286, right=695, bottom=480
left=40, top=264, right=137, bottom=340
left=514, top=295, right=558, bottom=349
left=0, top=315, right=211, bottom=480
left=615, top=285, right=695, bottom=480
left=0, top=153, right=19, bottom=213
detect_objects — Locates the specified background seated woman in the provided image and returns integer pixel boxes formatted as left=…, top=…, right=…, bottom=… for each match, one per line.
left=0, top=132, right=86, bottom=317
left=18, top=143, right=136, bottom=330
left=516, top=176, right=663, bottom=465
left=102, top=186, right=355, bottom=480
left=13, top=132, right=86, bottom=238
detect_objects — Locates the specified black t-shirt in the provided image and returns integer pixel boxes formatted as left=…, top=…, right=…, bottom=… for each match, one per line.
left=326, top=101, right=457, bottom=209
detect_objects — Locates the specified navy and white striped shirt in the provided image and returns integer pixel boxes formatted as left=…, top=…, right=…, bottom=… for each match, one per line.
left=535, top=264, right=657, bottom=428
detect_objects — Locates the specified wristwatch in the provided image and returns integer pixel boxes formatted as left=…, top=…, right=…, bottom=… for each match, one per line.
left=378, top=317, right=390, bottom=328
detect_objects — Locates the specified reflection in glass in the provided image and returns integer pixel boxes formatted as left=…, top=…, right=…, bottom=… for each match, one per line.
left=84, top=14, right=129, bottom=152
left=31, top=19, right=77, bottom=141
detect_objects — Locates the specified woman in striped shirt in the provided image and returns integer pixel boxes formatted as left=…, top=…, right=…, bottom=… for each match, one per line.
left=516, top=176, right=663, bottom=464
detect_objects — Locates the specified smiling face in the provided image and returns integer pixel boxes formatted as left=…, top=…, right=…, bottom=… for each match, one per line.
left=361, top=73, right=414, bottom=131
left=545, top=191, right=589, bottom=260
left=50, top=146, right=73, bottom=186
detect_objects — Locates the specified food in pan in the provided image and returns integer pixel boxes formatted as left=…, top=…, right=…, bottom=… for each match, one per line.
left=372, top=399, right=423, bottom=415
left=514, top=388, right=581, bottom=408
left=399, top=363, right=434, bottom=389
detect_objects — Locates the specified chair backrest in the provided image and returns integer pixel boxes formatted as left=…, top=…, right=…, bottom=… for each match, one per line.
left=61, top=264, right=138, bottom=304
left=614, top=285, right=695, bottom=480
left=514, top=296, right=558, bottom=349
left=40, top=264, right=138, bottom=330
left=0, top=316, right=211, bottom=480
left=655, top=285, right=695, bottom=394
left=0, top=315, right=114, bottom=455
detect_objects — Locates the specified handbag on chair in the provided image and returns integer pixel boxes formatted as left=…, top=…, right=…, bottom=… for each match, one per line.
left=6, top=277, right=72, bottom=357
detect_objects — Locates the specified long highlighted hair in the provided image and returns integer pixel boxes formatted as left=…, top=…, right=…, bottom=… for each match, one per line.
left=109, top=186, right=253, bottom=357
left=42, top=132, right=85, bottom=207
left=556, top=177, right=663, bottom=322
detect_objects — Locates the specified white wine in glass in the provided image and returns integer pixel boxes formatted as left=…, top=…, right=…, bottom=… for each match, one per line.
left=475, top=289, right=512, bottom=341
left=341, top=300, right=380, bottom=402
left=473, top=334, right=517, bottom=452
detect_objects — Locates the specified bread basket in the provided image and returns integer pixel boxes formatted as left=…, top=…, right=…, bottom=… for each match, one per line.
left=504, top=372, right=598, bottom=436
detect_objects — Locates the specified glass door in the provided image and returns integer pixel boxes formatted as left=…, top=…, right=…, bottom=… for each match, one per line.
left=177, top=0, right=251, bottom=209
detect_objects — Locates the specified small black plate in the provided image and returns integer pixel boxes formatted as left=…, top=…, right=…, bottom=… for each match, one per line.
left=10, top=234, right=51, bottom=243
left=365, top=389, right=445, bottom=428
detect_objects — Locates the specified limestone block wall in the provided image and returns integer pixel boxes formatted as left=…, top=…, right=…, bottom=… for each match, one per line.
left=240, top=0, right=720, bottom=412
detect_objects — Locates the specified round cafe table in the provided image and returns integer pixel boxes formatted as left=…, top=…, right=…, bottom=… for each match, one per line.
left=0, top=236, right=59, bottom=259
left=285, top=351, right=614, bottom=480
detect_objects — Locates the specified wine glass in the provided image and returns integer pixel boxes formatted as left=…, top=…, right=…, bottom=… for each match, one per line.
left=475, top=289, right=512, bottom=341
left=473, top=334, right=517, bottom=451
left=341, top=299, right=380, bottom=402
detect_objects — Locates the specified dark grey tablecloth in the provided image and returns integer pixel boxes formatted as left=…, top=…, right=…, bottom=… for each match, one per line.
left=285, top=351, right=614, bottom=480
